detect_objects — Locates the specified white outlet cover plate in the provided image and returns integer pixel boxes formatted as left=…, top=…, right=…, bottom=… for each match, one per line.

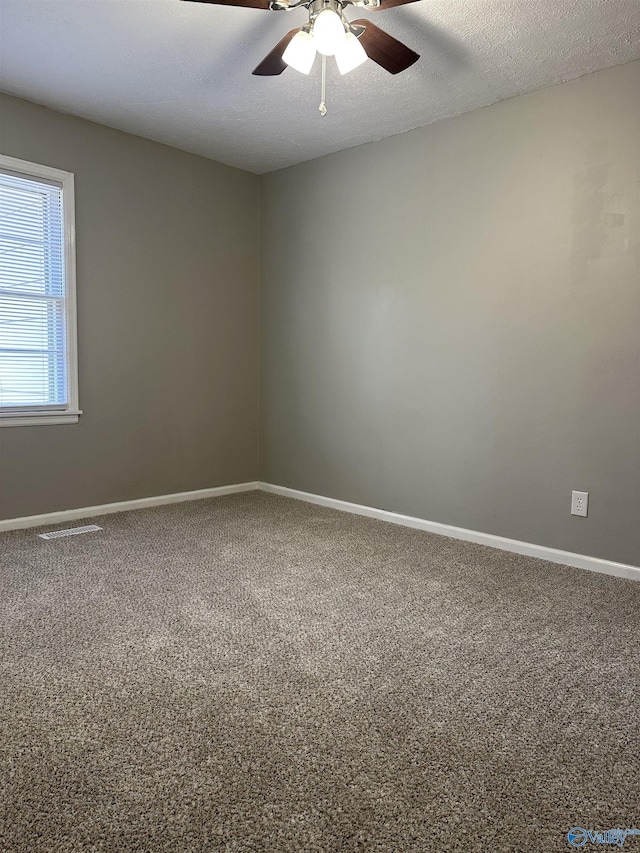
left=571, top=490, right=589, bottom=517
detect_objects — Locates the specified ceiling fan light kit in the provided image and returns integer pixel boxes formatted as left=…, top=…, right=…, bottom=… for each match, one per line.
left=282, top=28, right=316, bottom=74
left=281, top=6, right=368, bottom=76
left=184, top=0, right=420, bottom=113
left=312, top=5, right=347, bottom=56
left=335, top=32, right=368, bottom=74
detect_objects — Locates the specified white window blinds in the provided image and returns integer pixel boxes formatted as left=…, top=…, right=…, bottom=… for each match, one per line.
left=0, top=171, right=68, bottom=410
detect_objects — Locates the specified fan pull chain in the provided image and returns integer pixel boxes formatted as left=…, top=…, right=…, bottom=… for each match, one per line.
left=319, top=54, right=327, bottom=116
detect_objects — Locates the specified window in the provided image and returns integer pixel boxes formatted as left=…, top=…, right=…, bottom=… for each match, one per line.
left=0, top=155, right=79, bottom=426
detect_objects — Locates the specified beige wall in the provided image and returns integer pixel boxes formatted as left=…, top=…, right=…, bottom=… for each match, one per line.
left=260, top=61, right=640, bottom=566
left=0, top=94, right=260, bottom=519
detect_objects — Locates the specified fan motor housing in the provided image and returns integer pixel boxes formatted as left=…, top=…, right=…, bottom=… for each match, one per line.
left=309, top=0, right=344, bottom=18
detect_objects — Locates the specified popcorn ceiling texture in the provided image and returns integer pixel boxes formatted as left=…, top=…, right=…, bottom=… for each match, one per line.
left=0, top=0, right=638, bottom=172
left=1, top=491, right=638, bottom=852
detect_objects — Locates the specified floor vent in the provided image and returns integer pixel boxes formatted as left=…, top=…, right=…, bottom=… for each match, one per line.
left=38, top=524, right=103, bottom=540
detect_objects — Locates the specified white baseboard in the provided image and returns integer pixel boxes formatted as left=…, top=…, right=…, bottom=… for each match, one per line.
left=258, top=482, right=640, bottom=583
left=4, top=479, right=637, bottom=583
left=0, top=482, right=259, bottom=533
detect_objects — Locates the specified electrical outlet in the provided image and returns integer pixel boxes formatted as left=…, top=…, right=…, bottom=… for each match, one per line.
left=571, top=490, right=589, bottom=517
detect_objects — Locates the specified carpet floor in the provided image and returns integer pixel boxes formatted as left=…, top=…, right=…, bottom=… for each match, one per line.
left=0, top=491, right=638, bottom=852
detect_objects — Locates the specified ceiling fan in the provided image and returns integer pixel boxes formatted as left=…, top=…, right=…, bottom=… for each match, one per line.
left=183, top=0, right=420, bottom=79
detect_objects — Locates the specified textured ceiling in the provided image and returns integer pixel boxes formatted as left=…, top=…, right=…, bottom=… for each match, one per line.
left=0, top=0, right=638, bottom=173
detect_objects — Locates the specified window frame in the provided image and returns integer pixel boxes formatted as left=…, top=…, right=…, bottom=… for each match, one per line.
left=0, top=154, right=80, bottom=427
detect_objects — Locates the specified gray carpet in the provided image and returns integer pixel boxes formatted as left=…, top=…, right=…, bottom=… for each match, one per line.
left=1, top=491, right=638, bottom=852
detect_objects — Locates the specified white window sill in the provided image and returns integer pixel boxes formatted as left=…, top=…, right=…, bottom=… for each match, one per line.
left=0, top=410, right=82, bottom=428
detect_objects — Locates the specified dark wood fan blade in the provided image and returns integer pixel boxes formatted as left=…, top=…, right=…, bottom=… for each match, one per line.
left=367, top=0, right=425, bottom=10
left=252, top=28, right=300, bottom=75
left=352, top=19, right=419, bottom=74
left=182, top=0, right=271, bottom=10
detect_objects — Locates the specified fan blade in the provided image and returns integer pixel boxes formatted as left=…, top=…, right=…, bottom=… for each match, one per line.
left=252, top=28, right=300, bottom=75
left=370, top=0, right=424, bottom=9
left=182, top=0, right=271, bottom=9
left=352, top=19, right=419, bottom=74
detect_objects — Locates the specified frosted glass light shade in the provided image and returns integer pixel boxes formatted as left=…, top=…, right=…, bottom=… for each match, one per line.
left=283, top=30, right=317, bottom=74
left=312, top=9, right=346, bottom=56
left=334, top=32, right=367, bottom=75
